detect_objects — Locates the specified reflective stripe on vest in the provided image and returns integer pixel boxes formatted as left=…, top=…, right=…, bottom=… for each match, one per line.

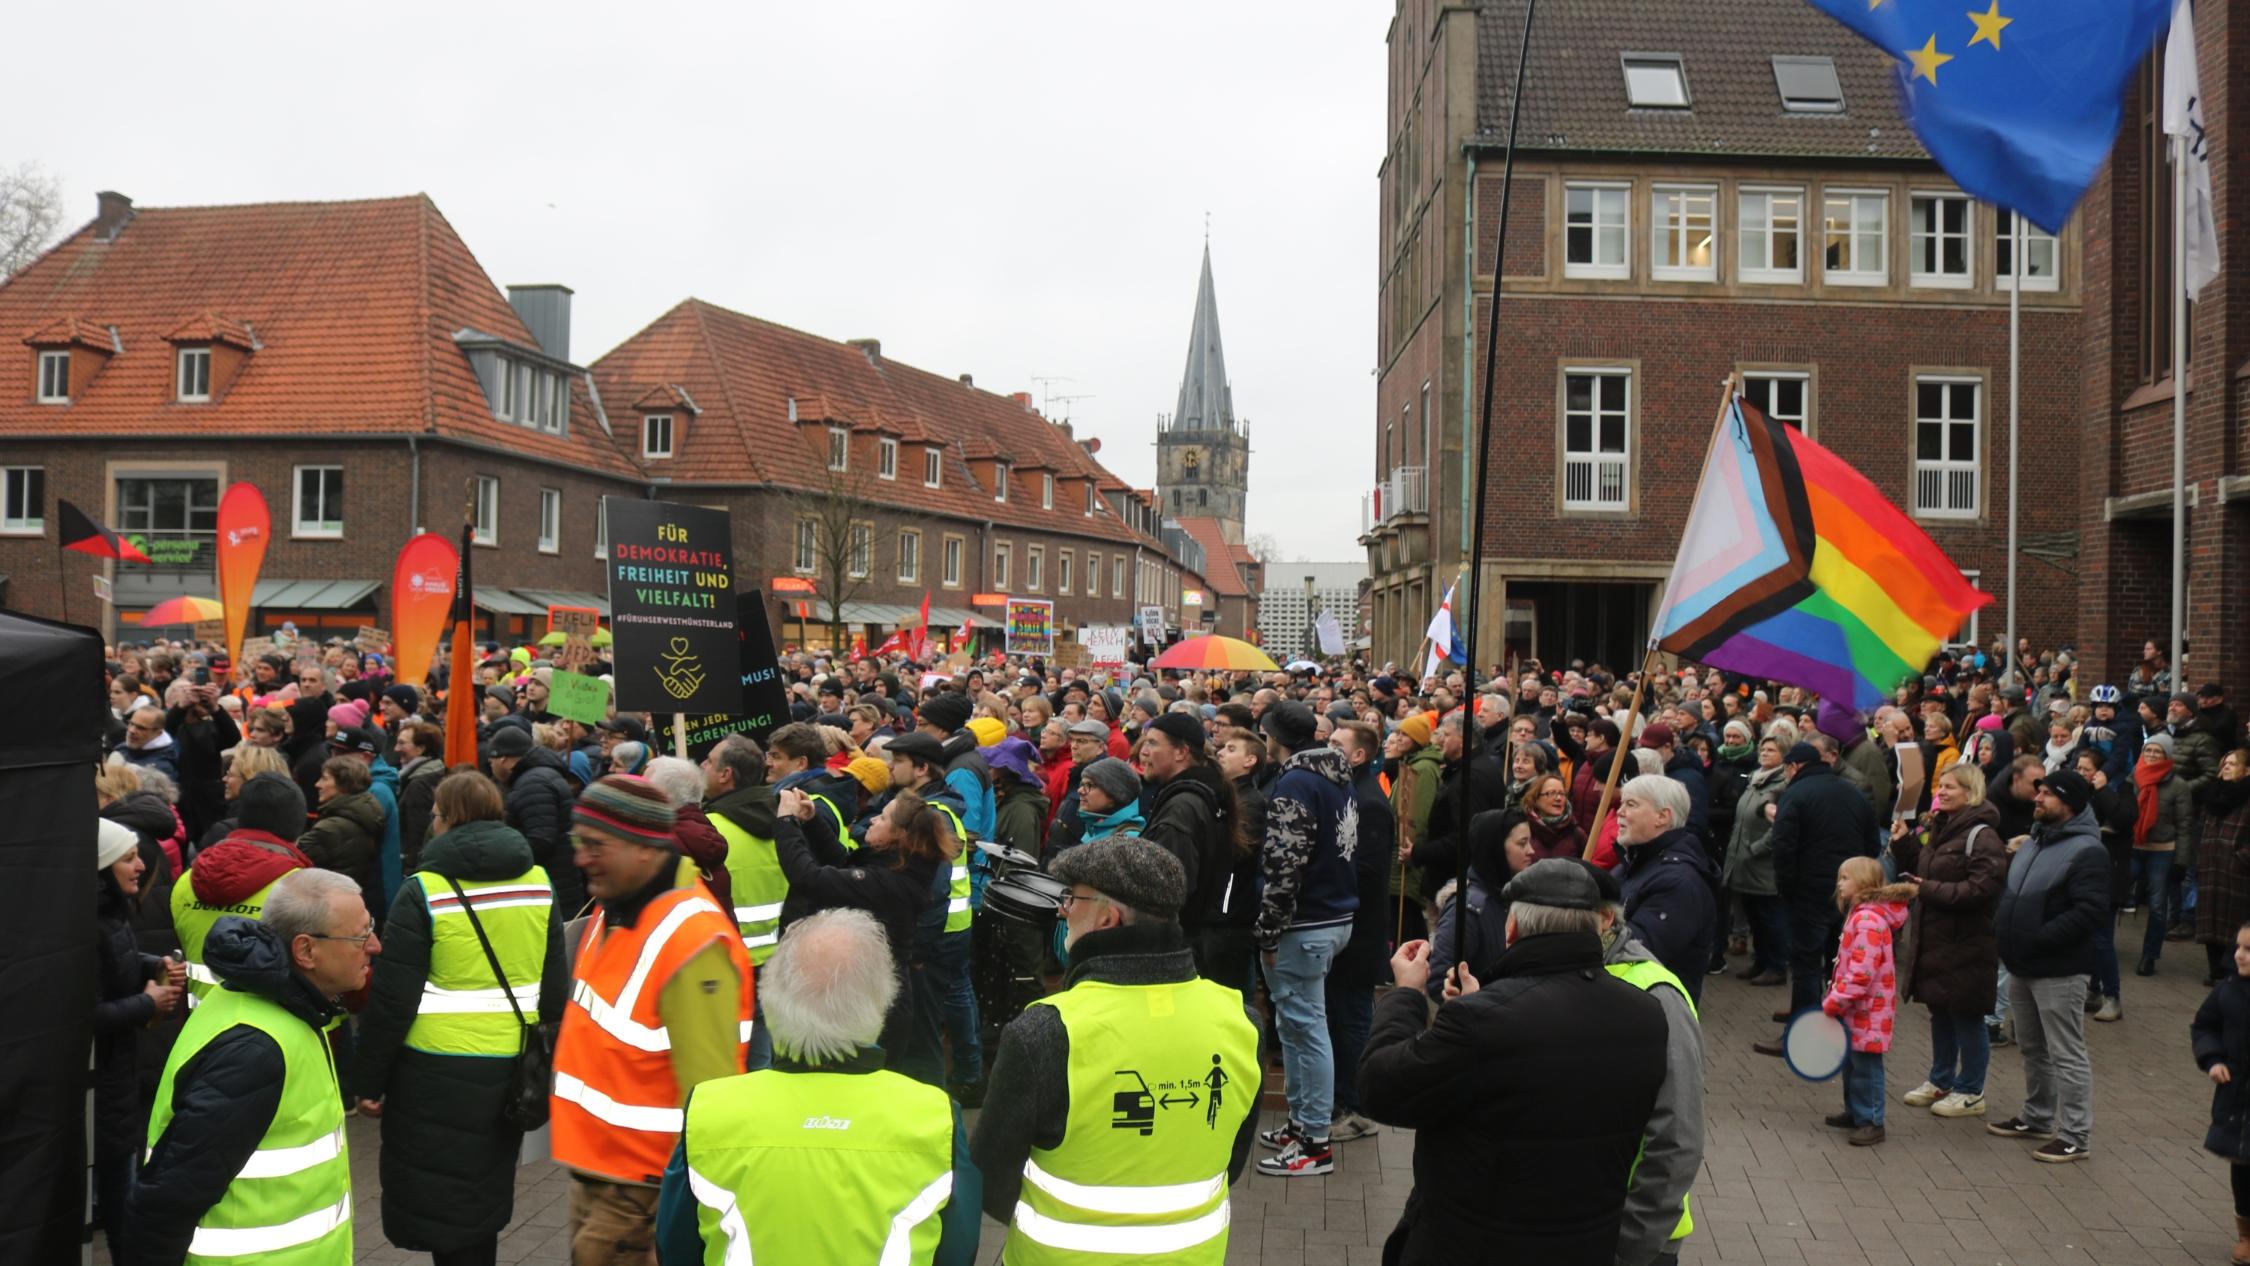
left=148, top=986, right=351, bottom=1265
left=172, top=874, right=286, bottom=1006
left=405, top=867, right=551, bottom=1056
left=1004, top=978, right=1259, bottom=1266
left=931, top=802, right=973, bottom=933
left=1608, top=958, right=1697, bottom=1244
left=683, top=1068, right=955, bottom=1266
left=711, top=811, right=788, bottom=965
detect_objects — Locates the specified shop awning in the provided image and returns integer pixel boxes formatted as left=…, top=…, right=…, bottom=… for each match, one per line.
left=473, top=587, right=546, bottom=617
left=828, top=602, right=979, bottom=628
left=511, top=589, right=612, bottom=618
left=251, top=579, right=381, bottom=610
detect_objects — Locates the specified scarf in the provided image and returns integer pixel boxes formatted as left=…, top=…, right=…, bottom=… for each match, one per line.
left=1718, top=742, right=1754, bottom=763
left=2043, top=732, right=2078, bottom=773
left=2134, top=756, right=2169, bottom=849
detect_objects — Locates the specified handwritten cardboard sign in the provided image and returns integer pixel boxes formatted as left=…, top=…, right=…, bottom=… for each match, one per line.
left=547, top=670, right=612, bottom=725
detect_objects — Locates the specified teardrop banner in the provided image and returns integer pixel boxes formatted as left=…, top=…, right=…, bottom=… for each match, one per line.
left=214, top=483, right=271, bottom=666
left=602, top=496, right=738, bottom=716
left=390, top=531, right=459, bottom=692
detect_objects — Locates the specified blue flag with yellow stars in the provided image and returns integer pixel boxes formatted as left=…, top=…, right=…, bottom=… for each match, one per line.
left=1804, top=0, right=2174, bottom=232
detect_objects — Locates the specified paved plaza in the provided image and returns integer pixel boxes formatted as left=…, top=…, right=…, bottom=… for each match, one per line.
left=296, top=916, right=2243, bottom=1264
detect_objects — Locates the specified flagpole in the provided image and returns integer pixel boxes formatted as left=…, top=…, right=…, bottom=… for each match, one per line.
left=2004, top=213, right=2020, bottom=691
left=2171, top=130, right=2188, bottom=681
left=55, top=537, right=69, bottom=627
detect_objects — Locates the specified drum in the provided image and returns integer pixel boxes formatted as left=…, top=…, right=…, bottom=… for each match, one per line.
left=1782, top=1010, right=1850, bottom=1082
left=984, top=872, right=1068, bottom=926
left=974, top=840, right=1041, bottom=880
left=976, top=872, right=1070, bottom=1041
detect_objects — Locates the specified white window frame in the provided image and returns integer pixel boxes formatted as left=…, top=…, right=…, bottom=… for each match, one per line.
left=1084, top=482, right=1097, bottom=516
left=1042, top=473, right=1054, bottom=509
left=1113, top=556, right=1127, bottom=598
left=828, top=427, right=849, bottom=472
left=1621, top=54, right=1690, bottom=109
left=495, top=357, right=516, bottom=421
left=1822, top=189, right=1889, bottom=285
left=1026, top=545, right=1044, bottom=592
left=1912, top=375, right=1982, bottom=520
left=515, top=363, right=534, bottom=424
left=942, top=534, right=965, bottom=588
left=594, top=499, right=608, bottom=559
left=176, top=347, right=212, bottom=402
left=1563, top=182, right=1631, bottom=280
left=1057, top=549, right=1072, bottom=595
left=994, top=463, right=1008, bottom=503
left=291, top=465, right=344, bottom=539
left=2, top=466, right=45, bottom=534
left=1737, top=186, right=1804, bottom=284
left=1649, top=184, right=1718, bottom=282
left=847, top=521, right=872, bottom=579
left=1956, top=570, right=1983, bottom=648
left=1741, top=371, right=1811, bottom=434
left=793, top=519, right=818, bottom=575
left=879, top=437, right=898, bottom=480
left=923, top=447, right=942, bottom=488
left=993, top=542, right=1012, bottom=590
left=643, top=413, right=674, bottom=460
left=1561, top=367, right=1632, bottom=512
left=1996, top=211, right=2061, bottom=293
left=36, top=350, right=69, bottom=403
left=1086, top=552, right=1101, bottom=598
left=897, top=529, right=921, bottom=583
left=472, top=476, right=499, bottom=546
left=538, top=488, right=561, bottom=554
left=1908, top=192, right=1974, bottom=290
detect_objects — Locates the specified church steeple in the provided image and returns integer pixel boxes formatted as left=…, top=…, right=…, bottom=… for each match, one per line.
left=1156, top=243, right=1252, bottom=542
left=1173, top=244, right=1237, bottom=434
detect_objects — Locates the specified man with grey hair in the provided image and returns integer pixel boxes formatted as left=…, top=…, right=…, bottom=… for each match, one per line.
left=655, top=910, right=982, bottom=1265
left=130, top=869, right=376, bottom=1264
left=1614, top=774, right=1719, bottom=1005
left=1361, top=859, right=1670, bottom=1263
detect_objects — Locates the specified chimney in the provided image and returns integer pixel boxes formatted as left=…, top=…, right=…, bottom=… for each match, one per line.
left=507, top=284, right=574, bottom=362
left=1011, top=391, right=1033, bottom=409
left=958, top=373, right=974, bottom=387
left=94, top=191, right=134, bottom=243
left=847, top=338, right=881, bottom=362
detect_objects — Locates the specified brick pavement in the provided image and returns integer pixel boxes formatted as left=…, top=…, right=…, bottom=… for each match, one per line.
left=307, top=914, right=2242, bottom=1264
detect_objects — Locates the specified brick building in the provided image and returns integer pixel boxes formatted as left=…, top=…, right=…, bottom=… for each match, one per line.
left=1365, top=0, right=2082, bottom=674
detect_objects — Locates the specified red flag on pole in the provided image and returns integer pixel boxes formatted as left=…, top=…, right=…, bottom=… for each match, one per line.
left=443, top=517, right=479, bottom=767
left=912, top=590, right=931, bottom=661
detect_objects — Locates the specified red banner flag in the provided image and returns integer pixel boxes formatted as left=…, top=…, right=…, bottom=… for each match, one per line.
left=911, top=590, right=931, bottom=661
left=214, top=483, right=270, bottom=665
left=390, top=532, right=458, bottom=693
left=443, top=518, right=479, bottom=767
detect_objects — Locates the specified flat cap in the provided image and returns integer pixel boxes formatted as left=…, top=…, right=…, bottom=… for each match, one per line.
left=886, top=732, right=948, bottom=766
left=1500, top=857, right=1605, bottom=912
left=1048, top=837, right=1186, bottom=920
left=1067, top=718, right=1112, bottom=740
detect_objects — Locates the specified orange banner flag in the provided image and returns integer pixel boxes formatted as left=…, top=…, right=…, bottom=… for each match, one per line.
left=214, top=483, right=270, bottom=666
left=390, top=532, right=458, bottom=693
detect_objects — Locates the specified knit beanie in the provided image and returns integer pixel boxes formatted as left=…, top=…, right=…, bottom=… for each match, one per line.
left=2143, top=731, right=2176, bottom=760
left=574, top=774, right=678, bottom=848
left=1397, top=712, right=1434, bottom=747
left=846, top=755, right=893, bottom=797
left=1145, top=711, right=1206, bottom=754
left=966, top=716, right=1007, bottom=748
left=328, top=699, right=370, bottom=730
left=1080, top=756, right=1142, bottom=805
left=383, top=684, right=420, bottom=714
left=96, top=818, right=139, bottom=870
left=237, top=773, right=309, bottom=839
left=919, top=691, right=973, bottom=734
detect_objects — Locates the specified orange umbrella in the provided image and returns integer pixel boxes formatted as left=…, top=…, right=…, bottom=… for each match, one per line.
left=1150, top=634, right=1278, bottom=672
left=141, top=595, right=227, bottom=625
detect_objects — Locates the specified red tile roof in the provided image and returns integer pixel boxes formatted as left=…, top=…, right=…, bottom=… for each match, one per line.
left=1170, top=515, right=1252, bottom=597
left=22, top=315, right=117, bottom=350
left=162, top=313, right=257, bottom=350
left=0, top=195, right=643, bottom=477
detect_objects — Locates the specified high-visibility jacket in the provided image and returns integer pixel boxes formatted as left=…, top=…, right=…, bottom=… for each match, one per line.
left=710, top=812, right=786, bottom=965
left=1609, top=958, right=1696, bottom=1244
left=551, top=866, right=752, bottom=1185
left=1004, top=977, right=1259, bottom=1265
left=681, top=1068, right=954, bottom=1265
left=931, top=801, right=973, bottom=934
left=147, top=987, right=351, bottom=1265
left=404, top=867, right=552, bottom=1056
left=172, top=872, right=292, bottom=1008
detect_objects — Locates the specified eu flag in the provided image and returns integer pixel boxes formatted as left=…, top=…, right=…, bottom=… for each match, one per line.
left=1804, top=0, right=2173, bottom=232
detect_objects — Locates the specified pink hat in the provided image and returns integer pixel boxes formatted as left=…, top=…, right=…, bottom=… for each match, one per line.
left=329, top=699, right=370, bottom=729
left=1973, top=714, right=2004, bottom=733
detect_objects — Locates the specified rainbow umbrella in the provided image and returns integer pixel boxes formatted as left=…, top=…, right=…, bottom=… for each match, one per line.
left=1151, top=634, right=1277, bottom=673
left=141, top=595, right=226, bottom=625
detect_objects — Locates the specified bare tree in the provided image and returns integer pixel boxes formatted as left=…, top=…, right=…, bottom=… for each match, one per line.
left=1243, top=532, right=1284, bottom=565
left=0, top=164, right=63, bottom=283
left=780, top=466, right=929, bottom=652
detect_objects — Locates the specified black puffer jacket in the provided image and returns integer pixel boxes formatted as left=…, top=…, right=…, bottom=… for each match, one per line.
left=1993, top=805, right=2108, bottom=978
left=503, top=743, right=581, bottom=916
left=127, top=918, right=343, bottom=1266
left=351, top=818, right=567, bottom=1252
left=297, top=790, right=386, bottom=924
left=92, top=873, right=166, bottom=1161
left=393, top=755, right=446, bottom=876
left=1138, top=761, right=1237, bottom=940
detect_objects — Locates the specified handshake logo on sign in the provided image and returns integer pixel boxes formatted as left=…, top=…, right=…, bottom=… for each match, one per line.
left=657, top=637, right=706, bottom=701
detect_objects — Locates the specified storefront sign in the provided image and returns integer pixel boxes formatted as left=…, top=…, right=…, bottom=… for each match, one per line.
left=1005, top=598, right=1054, bottom=655
left=681, top=589, right=791, bottom=761
left=604, top=497, right=738, bottom=715
left=970, top=592, right=1010, bottom=607
left=768, top=577, right=816, bottom=594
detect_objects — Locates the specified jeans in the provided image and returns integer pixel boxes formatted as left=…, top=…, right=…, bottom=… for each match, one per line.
left=1843, top=1049, right=1885, bottom=1126
left=1325, top=974, right=1375, bottom=1117
left=2132, top=850, right=2174, bottom=961
left=914, top=927, right=982, bottom=1085
left=1743, top=894, right=1791, bottom=976
left=2009, top=973, right=2093, bottom=1148
left=1927, top=1007, right=1989, bottom=1096
left=1989, top=964, right=2012, bottom=1027
left=1788, top=907, right=1840, bottom=1017
left=1262, top=923, right=1351, bottom=1138
left=2092, top=914, right=2122, bottom=1000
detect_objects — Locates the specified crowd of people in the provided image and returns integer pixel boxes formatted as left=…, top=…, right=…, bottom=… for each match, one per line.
left=79, top=627, right=2250, bottom=1264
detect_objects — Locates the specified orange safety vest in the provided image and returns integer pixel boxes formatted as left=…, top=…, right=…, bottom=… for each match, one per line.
left=550, top=868, right=752, bottom=1185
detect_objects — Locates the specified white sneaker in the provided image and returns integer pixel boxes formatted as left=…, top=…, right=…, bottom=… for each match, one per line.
left=1931, top=1092, right=1987, bottom=1118
left=1901, top=1080, right=1946, bottom=1107
left=2093, top=995, right=2122, bottom=1023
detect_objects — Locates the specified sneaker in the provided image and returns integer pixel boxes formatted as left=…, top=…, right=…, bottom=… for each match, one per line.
left=1848, top=1125, right=1886, bottom=1147
left=1256, top=1136, right=1335, bottom=1177
left=1708, top=959, right=1731, bottom=975
left=1822, top=1111, right=1857, bottom=1129
left=2094, top=995, right=2122, bottom=1023
left=1986, top=1117, right=2053, bottom=1140
left=2032, top=1139, right=2090, bottom=1163
left=2084, top=990, right=2105, bottom=1014
left=1258, top=1121, right=1304, bottom=1151
left=1747, top=971, right=1787, bottom=987
left=1327, top=1112, right=1379, bottom=1142
left=1931, top=1092, right=1987, bottom=1118
left=1734, top=963, right=1765, bottom=981
left=1988, top=1019, right=2014, bottom=1048
left=1901, top=1080, right=1946, bottom=1107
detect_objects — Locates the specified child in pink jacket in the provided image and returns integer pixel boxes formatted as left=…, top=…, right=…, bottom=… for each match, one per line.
left=1822, top=856, right=1917, bottom=1146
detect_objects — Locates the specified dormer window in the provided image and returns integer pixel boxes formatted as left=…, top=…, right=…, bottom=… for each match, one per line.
left=643, top=413, right=674, bottom=459
left=1621, top=53, right=1689, bottom=109
left=1084, top=482, right=1097, bottom=516
left=176, top=348, right=212, bottom=402
left=994, top=463, right=1009, bottom=503
left=879, top=438, right=898, bottom=480
left=924, top=446, right=942, bottom=488
left=36, top=351, right=69, bottom=403
left=1042, top=474, right=1054, bottom=509
left=828, top=427, right=849, bottom=472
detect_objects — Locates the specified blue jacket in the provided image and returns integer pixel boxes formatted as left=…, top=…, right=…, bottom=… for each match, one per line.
left=1663, top=751, right=1710, bottom=842
left=1618, top=826, right=1718, bottom=1005
left=367, top=758, right=402, bottom=911
left=1254, top=746, right=1360, bottom=949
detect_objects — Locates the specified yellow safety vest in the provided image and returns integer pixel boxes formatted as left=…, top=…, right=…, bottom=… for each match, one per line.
left=404, top=867, right=552, bottom=1055
left=1608, top=957, right=1696, bottom=1244
left=711, top=811, right=787, bottom=966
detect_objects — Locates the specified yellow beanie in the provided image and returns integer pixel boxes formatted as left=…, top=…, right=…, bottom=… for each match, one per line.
left=846, top=755, right=892, bottom=797
left=1398, top=711, right=1434, bottom=747
left=967, top=716, right=1007, bottom=748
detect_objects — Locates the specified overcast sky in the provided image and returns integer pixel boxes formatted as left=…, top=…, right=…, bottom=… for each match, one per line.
left=5, top=3, right=1382, bottom=564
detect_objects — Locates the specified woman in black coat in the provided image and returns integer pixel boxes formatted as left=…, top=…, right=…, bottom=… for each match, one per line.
left=1890, top=761, right=2006, bottom=1115
left=92, top=819, right=184, bottom=1265
left=2190, top=930, right=2250, bottom=1265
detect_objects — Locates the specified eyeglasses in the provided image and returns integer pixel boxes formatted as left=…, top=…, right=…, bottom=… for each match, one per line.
left=1056, top=890, right=1109, bottom=913
left=309, top=922, right=377, bottom=947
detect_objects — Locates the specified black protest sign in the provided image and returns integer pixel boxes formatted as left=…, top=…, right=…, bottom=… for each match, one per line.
left=683, top=589, right=792, bottom=761
left=603, top=497, right=738, bottom=715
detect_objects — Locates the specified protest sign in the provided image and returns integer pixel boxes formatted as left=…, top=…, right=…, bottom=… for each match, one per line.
left=1083, top=625, right=1130, bottom=670
left=603, top=497, right=737, bottom=715
left=548, top=606, right=600, bottom=637
left=547, top=670, right=611, bottom=725
left=1005, top=598, right=1054, bottom=656
left=682, top=589, right=791, bottom=761
left=193, top=619, right=226, bottom=644
left=355, top=625, right=390, bottom=653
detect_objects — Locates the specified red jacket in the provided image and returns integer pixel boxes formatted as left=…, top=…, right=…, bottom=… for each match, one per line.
left=1824, top=893, right=1912, bottom=1052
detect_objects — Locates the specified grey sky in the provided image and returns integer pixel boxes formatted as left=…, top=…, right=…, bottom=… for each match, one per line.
left=4, top=3, right=1381, bottom=563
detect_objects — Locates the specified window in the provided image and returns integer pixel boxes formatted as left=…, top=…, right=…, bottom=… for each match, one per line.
left=942, top=535, right=964, bottom=588
left=1057, top=550, right=1072, bottom=594
left=1955, top=570, right=1983, bottom=648
left=1913, top=376, right=1981, bottom=519
left=1772, top=55, right=1844, bottom=112
left=1042, top=473, right=1054, bottom=509
left=923, top=447, right=942, bottom=488
left=879, top=438, right=898, bottom=480
left=2138, top=46, right=2177, bottom=384
left=534, top=373, right=554, bottom=431
left=1564, top=184, right=1630, bottom=279
left=994, top=463, right=1008, bottom=503
left=515, top=364, right=534, bottom=424
left=538, top=488, right=561, bottom=553
left=1562, top=369, right=1631, bottom=511
left=1823, top=191, right=1888, bottom=284
left=793, top=520, right=818, bottom=574
left=1026, top=546, right=1044, bottom=592
left=643, top=413, right=674, bottom=459
left=848, top=522, right=872, bottom=578
left=1086, top=552, right=1100, bottom=598
left=1996, top=211, right=2060, bottom=292
left=1742, top=373, right=1810, bottom=432
left=176, top=348, right=211, bottom=402
left=897, top=530, right=921, bottom=583
left=1909, top=193, right=1973, bottom=287
left=828, top=427, right=849, bottom=472
left=1738, top=187, right=1803, bottom=283
left=117, top=477, right=219, bottom=540
left=1621, top=53, right=1689, bottom=108
left=1651, top=185, right=1718, bottom=281
left=36, top=350, right=69, bottom=403
left=1, top=466, right=45, bottom=532
left=1085, top=482, right=1097, bottom=515
left=993, top=543, right=1012, bottom=590
left=472, top=476, right=499, bottom=546
left=292, top=466, right=344, bottom=537
left=496, top=357, right=516, bottom=420
left=1113, top=556, right=1127, bottom=598
left=595, top=499, right=608, bottom=559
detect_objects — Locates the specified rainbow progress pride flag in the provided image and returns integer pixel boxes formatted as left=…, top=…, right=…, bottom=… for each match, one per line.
left=1653, top=392, right=1991, bottom=712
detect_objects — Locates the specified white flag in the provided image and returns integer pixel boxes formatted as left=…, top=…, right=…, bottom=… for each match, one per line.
left=2165, top=0, right=2220, bottom=299
left=1422, top=581, right=1457, bottom=680
left=1314, top=608, right=1345, bottom=656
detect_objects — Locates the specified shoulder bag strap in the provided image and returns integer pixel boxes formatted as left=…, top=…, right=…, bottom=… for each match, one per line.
left=441, top=874, right=530, bottom=1029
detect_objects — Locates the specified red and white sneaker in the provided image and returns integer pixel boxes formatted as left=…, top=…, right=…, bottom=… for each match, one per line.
left=1255, top=1136, right=1335, bottom=1177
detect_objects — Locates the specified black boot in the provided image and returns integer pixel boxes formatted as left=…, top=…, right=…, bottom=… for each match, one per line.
left=2135, top=956, right=2156, bottom=977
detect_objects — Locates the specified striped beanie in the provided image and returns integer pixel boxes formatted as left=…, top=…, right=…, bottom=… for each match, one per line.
left=574, top=774, right=677, bottom=848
